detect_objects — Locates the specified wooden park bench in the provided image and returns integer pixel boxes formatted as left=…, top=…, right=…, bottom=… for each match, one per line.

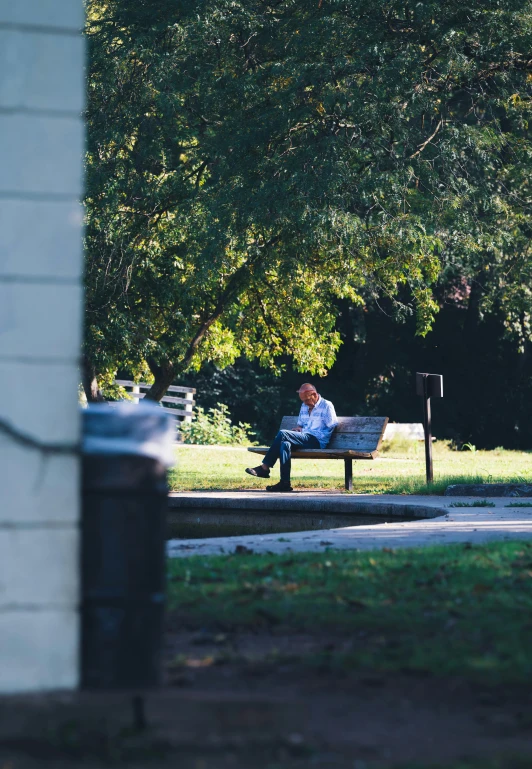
left=248, top=415, right=389, bottom=490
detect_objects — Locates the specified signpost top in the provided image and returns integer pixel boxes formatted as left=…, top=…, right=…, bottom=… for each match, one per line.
left=416, top=372, right=443, bottom=399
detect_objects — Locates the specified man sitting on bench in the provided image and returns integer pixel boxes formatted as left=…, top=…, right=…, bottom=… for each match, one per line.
left=245, top=383, right=338, bottom=492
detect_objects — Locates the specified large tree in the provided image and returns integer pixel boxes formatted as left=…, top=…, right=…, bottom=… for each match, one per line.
left=84, top=0, right=532, bottom=401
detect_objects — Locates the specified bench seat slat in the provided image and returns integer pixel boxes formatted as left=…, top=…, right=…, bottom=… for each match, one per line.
left=247, top=447, right=376, bottom=459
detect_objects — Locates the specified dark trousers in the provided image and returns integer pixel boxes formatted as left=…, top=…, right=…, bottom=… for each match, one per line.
left=262, top=430, right=320, bottom=482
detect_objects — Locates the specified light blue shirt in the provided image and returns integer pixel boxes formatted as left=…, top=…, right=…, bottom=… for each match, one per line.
left=297, top=395, right=338, bottom=449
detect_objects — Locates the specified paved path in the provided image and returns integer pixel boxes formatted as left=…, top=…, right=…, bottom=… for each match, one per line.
left=167, top=491, right=532, bottom=558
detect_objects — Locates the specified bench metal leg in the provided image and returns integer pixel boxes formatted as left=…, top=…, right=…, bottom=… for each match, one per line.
left=344, top=459, right=353, bottom=491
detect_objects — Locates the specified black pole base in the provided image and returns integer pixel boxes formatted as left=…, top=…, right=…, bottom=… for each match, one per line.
left=81, top=455, right=168, bottom=690
left=344, top=459, right=353, bottom=491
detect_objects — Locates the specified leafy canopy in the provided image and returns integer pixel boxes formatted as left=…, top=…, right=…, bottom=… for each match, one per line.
left=85, top=0, right=532, bottom=395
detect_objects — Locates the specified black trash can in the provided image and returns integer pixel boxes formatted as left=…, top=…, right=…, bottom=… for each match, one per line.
left=81, top=402, right=174, bottom=689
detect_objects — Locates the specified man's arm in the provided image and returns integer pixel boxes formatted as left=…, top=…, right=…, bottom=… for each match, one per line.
left=296, top=403, right=305, bottom=431
left=324, top=401, right=339, bottom=429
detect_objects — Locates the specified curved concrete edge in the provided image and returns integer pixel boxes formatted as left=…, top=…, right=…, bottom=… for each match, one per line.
left=167, top=493, right=532, bottom=558
left=167, top=492, right=446, bottom=520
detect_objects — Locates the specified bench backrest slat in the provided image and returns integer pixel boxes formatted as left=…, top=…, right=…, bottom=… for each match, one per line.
left=279, top=415, right=388, bottom=452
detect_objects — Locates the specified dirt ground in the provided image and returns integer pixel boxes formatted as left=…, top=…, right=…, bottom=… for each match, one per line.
left=161, top=628, right=532, bottom=768
left=1, top=629, right=531, bottom=769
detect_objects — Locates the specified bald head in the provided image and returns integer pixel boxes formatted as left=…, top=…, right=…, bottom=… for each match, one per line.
left=297, top=383, right=319, bottom=408
left=296, top=383, right=317, bottom=394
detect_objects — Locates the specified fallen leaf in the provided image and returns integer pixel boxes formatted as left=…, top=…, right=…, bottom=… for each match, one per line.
left=185, top=656, right=214, bottom=668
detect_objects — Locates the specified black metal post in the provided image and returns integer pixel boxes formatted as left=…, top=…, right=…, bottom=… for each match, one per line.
left=416, top=372, right=443, bottom=486
left=422, top=378, right=433, bottom=484
left=81, top=454, right=168, bottom=689
left=344, top=458, right=353, bottom=491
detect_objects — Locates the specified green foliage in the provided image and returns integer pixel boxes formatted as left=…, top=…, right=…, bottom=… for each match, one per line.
left=505, top=502, right=532, bottom=507
left=86, top=0, right=532, bottom=404
left=84, top=0, right=532, bottom=400
left=179, top=403, right=256, bottom=446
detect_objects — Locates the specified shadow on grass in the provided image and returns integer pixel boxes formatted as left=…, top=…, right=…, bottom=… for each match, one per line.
left=167, top=541, right=532, bottom=686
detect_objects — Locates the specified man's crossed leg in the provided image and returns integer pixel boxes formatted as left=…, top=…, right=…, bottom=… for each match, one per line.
left=246, top=429, right=320, bottom=492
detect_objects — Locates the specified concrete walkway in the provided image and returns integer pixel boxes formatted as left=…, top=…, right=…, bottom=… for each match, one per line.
left=167, top=491, right=532, bottom=558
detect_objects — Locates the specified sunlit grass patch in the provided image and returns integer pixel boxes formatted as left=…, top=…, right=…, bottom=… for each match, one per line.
left=170, top=443, right=532, bottom=494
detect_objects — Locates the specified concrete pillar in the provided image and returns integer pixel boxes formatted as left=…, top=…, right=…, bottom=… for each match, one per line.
left=0, top=1, right=85, bottom=692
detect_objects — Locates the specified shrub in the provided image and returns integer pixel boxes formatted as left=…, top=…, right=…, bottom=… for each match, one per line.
left=179, top=403, right=256, bottom=446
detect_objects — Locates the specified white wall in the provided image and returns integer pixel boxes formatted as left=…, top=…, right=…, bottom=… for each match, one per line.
left=0, top=1, right=85, bottom=693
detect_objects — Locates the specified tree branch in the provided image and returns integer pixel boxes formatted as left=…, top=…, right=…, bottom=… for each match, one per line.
left=409, top=119, right=443, bottom=159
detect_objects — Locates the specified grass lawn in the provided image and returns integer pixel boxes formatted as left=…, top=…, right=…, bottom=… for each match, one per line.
left=169, top=440, right=532, bottom=494
left=167, top=540, right=532, bottom=686
left=165, top=442, right=532, bottom=766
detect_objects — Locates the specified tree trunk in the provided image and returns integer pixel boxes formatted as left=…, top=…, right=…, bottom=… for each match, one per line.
left=82, top=355, right=105, bottom=403
left=145, top=358, right=176, bottom=402
left=463, top=274, right=483, bottom=339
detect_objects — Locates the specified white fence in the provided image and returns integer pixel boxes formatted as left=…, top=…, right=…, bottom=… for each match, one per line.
left=383, top=423, right=424, bottom=440
left=114, top=380, right=196, bottom=422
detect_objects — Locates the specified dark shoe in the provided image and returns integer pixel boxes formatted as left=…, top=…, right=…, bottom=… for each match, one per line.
left=245, top=465, right=270, bottom=479
left=266, top=481, right=293, bottom=493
